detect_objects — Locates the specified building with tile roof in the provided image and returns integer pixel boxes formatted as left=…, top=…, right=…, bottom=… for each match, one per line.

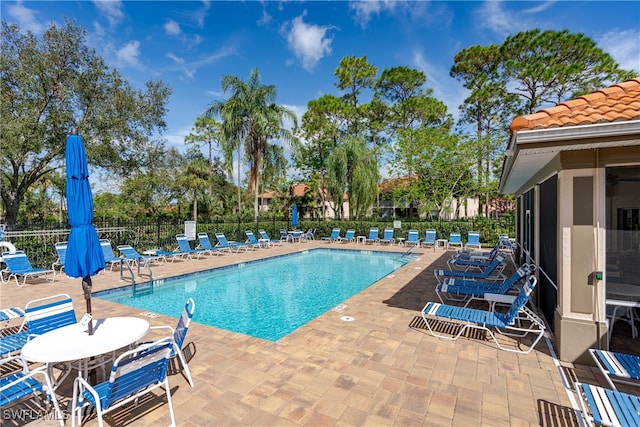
left=377, top=176, right=483, bottom=219
left=259, top=184, right=349, bottom=219
left=499, top=78, right=640, bottom=363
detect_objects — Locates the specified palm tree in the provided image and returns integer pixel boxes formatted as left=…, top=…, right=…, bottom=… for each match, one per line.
left=205, top=68, right=298, bottom=220
left=178, top=156, right=210, bottom=222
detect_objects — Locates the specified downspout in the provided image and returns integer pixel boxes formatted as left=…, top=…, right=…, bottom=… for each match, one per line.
left=593, top=148, right=607, bottom=348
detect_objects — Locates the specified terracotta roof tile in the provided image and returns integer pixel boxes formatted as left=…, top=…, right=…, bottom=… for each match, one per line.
left=510, top=77, right=640, bottom=132
left=378, top=176, right=411, bottom=192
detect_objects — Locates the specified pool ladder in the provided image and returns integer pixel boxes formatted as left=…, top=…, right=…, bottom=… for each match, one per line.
left=119, top=257, right=154, bottom=290
left=400, top=244, right=416, bottom=258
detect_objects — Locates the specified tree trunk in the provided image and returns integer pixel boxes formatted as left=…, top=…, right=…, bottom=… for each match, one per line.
left=236, top=145, right=241, bottom=214
left=208, top=139, right=213, bottom=215
left=254, top=170, right=259, bottom=222
left=193, top=189, right=198, bottom=222
left=321, top=175, right=327, bottom=220
left=1, top=191, right=21, bottom=228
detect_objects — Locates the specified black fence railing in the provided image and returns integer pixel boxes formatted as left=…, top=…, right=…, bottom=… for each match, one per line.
left=1, top=216, right=515, bottom=271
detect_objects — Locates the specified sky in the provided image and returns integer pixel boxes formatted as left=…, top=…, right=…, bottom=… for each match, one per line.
left=3, top=0, right=640, bottom=179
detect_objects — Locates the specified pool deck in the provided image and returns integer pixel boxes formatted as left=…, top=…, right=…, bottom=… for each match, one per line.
left=2, top=240, right=638, bottom=426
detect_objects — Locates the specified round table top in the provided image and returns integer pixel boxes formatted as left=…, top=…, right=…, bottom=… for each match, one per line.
left=607, top=282, right=640, bottom=299
left=22, top=316, right=150, bottom=363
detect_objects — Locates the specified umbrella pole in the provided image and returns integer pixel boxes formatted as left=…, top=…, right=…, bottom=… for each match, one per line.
left=82, top=276, right=93, bottom=335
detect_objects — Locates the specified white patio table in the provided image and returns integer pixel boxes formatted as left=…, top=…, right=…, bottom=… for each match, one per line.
left=22, top=316, right=149, bottom=384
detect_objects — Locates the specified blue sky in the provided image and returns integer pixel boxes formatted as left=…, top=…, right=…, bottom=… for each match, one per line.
left=3, top=1, right=640, bottom=167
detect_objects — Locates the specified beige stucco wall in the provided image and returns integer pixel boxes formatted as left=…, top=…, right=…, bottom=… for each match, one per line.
left=547, top=147, right=639, bottom=362
left=555, top=163, right=601, bottom=363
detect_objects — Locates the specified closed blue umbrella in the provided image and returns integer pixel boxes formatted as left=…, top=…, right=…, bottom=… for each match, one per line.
left=291, top=203, right=299, bottom=228
left=65, top=129, right=105, bottom=335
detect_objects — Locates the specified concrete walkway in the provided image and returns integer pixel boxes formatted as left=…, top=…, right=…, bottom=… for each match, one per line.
left=0, top=240, right=616, bottom=426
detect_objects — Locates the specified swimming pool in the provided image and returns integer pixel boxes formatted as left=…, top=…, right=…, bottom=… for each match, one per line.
left=95, top=248, right=414, bottom=341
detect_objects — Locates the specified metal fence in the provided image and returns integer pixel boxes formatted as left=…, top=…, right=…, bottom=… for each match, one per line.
left=1, top=216, right=515, bottom=270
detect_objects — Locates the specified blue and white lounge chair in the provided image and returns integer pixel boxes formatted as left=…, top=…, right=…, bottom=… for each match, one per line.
left=258, top=230, right=281, bottom=246
left=421, top=276, right=545, bottom=354
left=0, top=306, right=24, bottom=327
left=422, top=230, right=436, bottom=250
left=365, top=228, right=379, bottom=245
left=117, top=245, right=166, bottom=269
left=434, top=253, right=507, bottom=284
left=0, top=293, right=76, bottom=358
left=499, top=235, right=516, bottom=252
left=1, top=251, right=56, bottom=286
left=575, top=382, right=640, bottom=427
left=99, top=239, right=123, bottom=272
left=245, top=231, right=265, bottom=249
left=447, top=247, right=503, bottom=271
left=53, top=241, right=67, bottom=272
left=1, top=355, right=64, bottom=426
left=452, top=244, right=501, bottom=263
left=322, top=228, right=341, bottom=243
left=380, top=228, right=395, bottom=245
left=339, top=229, right=356, bottom=243
left=215, top=232, right=250, bottom=252
left=436, top=264, right=536, bottom=305
left=143, top=298, right=196, bottom=388
left=590, top=349, right=640, bottom=391
left=176, top=234, right=208, bottom=259
left=303, top=228, right=315, bottom=241
left=153, top=249, right=183, bottom=262
left=196, top=232, right=223, bottom=256
left=405, top=230, right=420, bottom=247
left=448, top=232, right=463, bottom=250
left=71, top=337, right=176, bottom=427
left=465, top=231, right=481, bottom=250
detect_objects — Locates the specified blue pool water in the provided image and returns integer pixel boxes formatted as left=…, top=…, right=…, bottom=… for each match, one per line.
left=95, top=248, right=413, bottom=341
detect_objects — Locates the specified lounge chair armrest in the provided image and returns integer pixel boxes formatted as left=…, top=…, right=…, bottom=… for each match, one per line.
left=0, top=354, right=29, bottom=371
left=0, top=361, right=53, bottom=392
left=149, top=325, right=176, bottom=338
left=73, top=374, right=102, bottom=408
left=484, top=293, right=516, bottom=305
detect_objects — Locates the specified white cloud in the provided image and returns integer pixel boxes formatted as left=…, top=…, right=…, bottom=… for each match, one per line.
left=475, top=0, right=517, bottom=37
left=93, top=0, right=124, bottom=27
left=167, top=46, right=235, bottom=81
left=285, top=14, right=333, bottom=72
left=522, top=1, right=556, bottom=14
left=257, top=9, right=272, bottom=26
left=193, top=1, right=211, bottom=28
left=165, top=125, right=192, bottom=150
left=204, top=89, right=226, bottom=102
left=475, top=0, right=559, bottom=38
left=6, top=1, right=44, bottom=34
left=191, top=34, right=204, bottom=48
left=350, top=0, right=389, bottom=29
left=167, top=52, right=184, bottom=64
left=164, top=19, right=182, bottom=36
left=93, top=21, right=106, bottom=37
left=350, top=1, right=447, bottom=30
left=598, top=29, right=640, bottom=75
left=116, top=40, right=143, bottom=69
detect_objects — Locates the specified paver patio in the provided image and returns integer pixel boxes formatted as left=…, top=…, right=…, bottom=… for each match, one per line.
left=2, top=240, right=636, bottom=426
